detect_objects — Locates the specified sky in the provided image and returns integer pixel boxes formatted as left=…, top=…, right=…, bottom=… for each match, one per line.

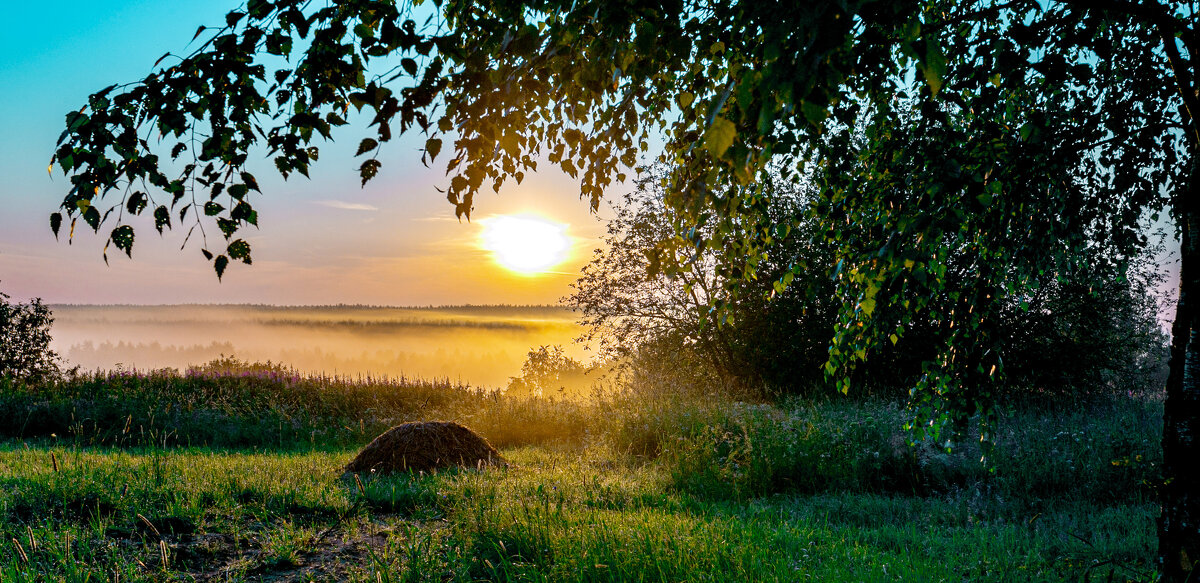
left=0, top=1, right=615, bottom=306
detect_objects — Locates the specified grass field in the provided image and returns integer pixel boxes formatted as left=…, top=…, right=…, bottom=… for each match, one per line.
left=0, top=445, right=1156, bottom=582
left=0, top=360, right=1163, bottom=582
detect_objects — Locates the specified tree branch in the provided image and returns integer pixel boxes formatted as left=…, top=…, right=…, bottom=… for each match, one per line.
left=1056, top=0, right=1199, bottom=142
left=1158, top=25, right=1200, bottom=143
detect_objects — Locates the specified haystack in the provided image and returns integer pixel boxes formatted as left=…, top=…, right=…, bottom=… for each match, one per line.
left=345, top=421, right=506, bottom=474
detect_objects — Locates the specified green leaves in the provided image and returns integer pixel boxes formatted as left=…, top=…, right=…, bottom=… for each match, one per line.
left=227, top=239, right=252, bottom=263
left=425, top=138, right=442, bottom=161
left=231, top=201, right=258, bottom=225
left=860, top=280, right=880, bottom=318
left=801, top=101, right=829, bottom=126
left=266, top=30, right=292, bottom=56
left=65, top=111, right=88, bottom=133
left=246, top=0, right=271, bottom=20
left=217, top=218, right=238, bottom=239
left=110, top=225, right=135, bottom=257
left=82, top=205, right=101, bottom=230
left=920, top=37, right=947, bottom=97
left=704, top=117, right=737, bottom=158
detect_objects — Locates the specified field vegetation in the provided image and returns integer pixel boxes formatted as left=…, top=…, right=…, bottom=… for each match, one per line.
left=0, top=348, right=1165, bottom=581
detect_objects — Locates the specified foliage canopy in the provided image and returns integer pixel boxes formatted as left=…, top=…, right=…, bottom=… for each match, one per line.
left=571, top=168, right=1170, bottom=400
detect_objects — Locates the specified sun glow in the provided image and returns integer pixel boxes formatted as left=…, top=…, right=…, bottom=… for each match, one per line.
left=480, top=215, right=571, bottom=275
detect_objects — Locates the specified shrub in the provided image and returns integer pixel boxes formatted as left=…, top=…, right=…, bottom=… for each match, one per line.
left=506, top=346, right=590, bottom=398
left=0, top=291, right=65, bottom=382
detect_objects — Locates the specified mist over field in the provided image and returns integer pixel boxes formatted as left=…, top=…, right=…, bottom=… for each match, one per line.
left=48, top=304, right=586, bottom=388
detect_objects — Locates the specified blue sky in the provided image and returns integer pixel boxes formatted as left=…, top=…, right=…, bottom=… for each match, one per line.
left=0, top=1, right=609, bottom=305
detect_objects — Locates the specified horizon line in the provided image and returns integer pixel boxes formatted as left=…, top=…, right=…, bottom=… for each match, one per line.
left=46, top=302, right=575, bottom=310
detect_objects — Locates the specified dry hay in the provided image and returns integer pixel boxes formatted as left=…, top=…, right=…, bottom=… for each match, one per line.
left=344, top=421, right=507, bottom=474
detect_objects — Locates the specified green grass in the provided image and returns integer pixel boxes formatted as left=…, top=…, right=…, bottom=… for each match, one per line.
left=0, top=362, right=1164, bottom=581
left=0, top=445, right=1156, bottom=582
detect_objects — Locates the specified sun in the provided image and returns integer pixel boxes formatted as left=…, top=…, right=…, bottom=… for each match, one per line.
left=480, top=215, right=571, bottom=275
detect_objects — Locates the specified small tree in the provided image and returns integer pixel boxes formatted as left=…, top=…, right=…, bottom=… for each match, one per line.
left=506, top=346, right=588, bottom=397
left=0, top=292, right=64, bottom=382
left=568, top=169, right=839, bottom=394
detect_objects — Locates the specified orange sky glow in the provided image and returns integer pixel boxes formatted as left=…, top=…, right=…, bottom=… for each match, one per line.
left=0, top=2, right=620, bottom=307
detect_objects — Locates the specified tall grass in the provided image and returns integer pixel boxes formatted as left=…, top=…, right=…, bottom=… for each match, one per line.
left=0, top=355, right=1163, bottom=509
left=642, top=396, right=1162, bottom=504
left=0, top=357, right=594, bottom=449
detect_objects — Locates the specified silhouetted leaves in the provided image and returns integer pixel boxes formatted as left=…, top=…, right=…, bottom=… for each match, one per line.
left=227, top=239, right=251, bottom=263
left=153, top=206, right=170, bottom=234
left=360, top=159, right=381, bottom=185
left=213, top=255, right=229, bottom=280
left=231, top=201, right=257, bottom=225
left=425, top=138, right=441, bottom=161
left=110, top=225, right=134, bottom=257
left=126, top=192, right=147, bottom=215
left=356, top=138, right=378, bottom=156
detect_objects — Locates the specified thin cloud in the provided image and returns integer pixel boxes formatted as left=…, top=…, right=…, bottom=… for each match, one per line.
left=312, top=200, right=379, bottom=211
left=411, top=216, right=463, bottom=222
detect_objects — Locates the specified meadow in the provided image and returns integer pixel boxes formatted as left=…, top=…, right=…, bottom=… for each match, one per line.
left=0, top=354, right=1163, bottom=582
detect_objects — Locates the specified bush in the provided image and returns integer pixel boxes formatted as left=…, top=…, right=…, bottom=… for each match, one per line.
left=604, top=390, right=1160, bottom=505
left=0, top=292, right=64, bottom=382
left=655, top=399, right=926, bottom=499
left=506, top=346, right=591, bottom=397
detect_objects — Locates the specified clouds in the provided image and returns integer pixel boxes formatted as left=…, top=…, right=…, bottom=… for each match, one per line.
left=311, top=200, right=379, bottom=212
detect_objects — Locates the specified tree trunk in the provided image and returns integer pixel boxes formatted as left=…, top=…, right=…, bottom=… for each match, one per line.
left=1159, top=153, right=1200, bottom=582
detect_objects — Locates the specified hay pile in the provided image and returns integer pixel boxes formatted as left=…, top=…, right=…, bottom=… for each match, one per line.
left=345, top=421, right=506, bottom=474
